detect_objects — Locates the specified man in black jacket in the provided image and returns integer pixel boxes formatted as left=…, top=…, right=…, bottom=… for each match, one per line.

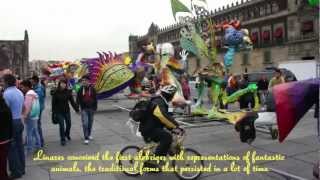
left=139, top=85, right=179, bottom=157
left=76, top=75, right=97, bottom=145
left=257, top=75, right=269, bottom=107
left=238, top=74, right=255, bottom=109
left=0, top=89, right=12, bottom=180
left=51, top=79, right=79, bottom=146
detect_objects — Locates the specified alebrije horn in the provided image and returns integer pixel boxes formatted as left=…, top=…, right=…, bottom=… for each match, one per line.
left=97, top=52, right=104, bottom=62
left=110, top=51, right=116, bottom=63
left=102, top=51, right=108, bottom=61
left=101, top=52, right=109, bottom=64
left=108, top=51, right=113, bottom=60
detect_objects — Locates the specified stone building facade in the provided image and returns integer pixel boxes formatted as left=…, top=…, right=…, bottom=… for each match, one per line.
left=29, top=60, right=49, bottom=76
left=0, top=30, right=29, bottom=77
left=129, top=0, right=319, bottom=74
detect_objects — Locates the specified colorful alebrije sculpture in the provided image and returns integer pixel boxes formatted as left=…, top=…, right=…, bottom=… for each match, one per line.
left=83, top=52, right=135, bottom=99
left=127, top=42, right=155, bottom=98
left=156, top=43, right=186, bottom=105
left=171, top=0, right=260, bottom=123
left=308, top=0, right=319, bottom=7
left=220, top=21, right=253, bottom=71
left=42, top=61, right=79, bottom=88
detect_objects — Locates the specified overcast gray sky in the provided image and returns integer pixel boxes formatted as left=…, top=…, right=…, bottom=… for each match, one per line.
left=0, top=0, right=237, bottom=60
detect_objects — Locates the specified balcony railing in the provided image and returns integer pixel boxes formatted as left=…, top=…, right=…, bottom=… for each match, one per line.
left=288, top=33, right=319, bottom=42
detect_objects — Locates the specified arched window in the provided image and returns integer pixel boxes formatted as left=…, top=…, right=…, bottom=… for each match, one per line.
left=274, top=26, right=284, bottom=44
left=262, top=30, right=271, bottom=42
left=251, top=32, right=259, bottom=44
left=274, top=27, right=284, bottom=38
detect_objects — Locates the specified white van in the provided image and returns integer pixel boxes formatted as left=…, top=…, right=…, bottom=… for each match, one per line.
left=278, top=60, right=319, bottom=80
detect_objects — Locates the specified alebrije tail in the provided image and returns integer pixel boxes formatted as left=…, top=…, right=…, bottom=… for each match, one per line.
left=224, top=46, right=236, bottom=70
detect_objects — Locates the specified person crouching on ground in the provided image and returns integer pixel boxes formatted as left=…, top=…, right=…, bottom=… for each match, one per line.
left=20, top=80, right=41, bottom=154
left=51, top=79, right=79, bottom=146
left=76, top=75, right=97, bottom=145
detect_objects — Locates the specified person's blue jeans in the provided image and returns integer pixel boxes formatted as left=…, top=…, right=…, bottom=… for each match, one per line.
left=81, top=110, right=94, bottom=140
left=38, top=111, right=44, bottom=147
left=8, top=120, right=25, bottom=176
left=26, top=118, right=41, bottom=153
left=56, top=112, right=71, bottom=143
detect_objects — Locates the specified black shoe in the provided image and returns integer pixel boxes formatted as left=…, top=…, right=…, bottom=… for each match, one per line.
left=66, top=136, right=71, bottom=141
left=61, top=141, right=66, bottom=146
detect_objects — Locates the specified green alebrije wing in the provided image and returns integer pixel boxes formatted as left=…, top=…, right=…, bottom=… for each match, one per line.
left=191, top=32, right=209, bottom=60
left=170, top=0, right=191, bottom=20
left=180, top=37, right=198, bottom=55
left=207, top=20, right=217, bottom=63
left=209, top=48, right=217, bottom=63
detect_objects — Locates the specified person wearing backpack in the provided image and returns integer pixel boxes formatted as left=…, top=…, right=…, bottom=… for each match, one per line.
left=31, top=75, right=46, bottom=148
left=20, top=80, right=41, bottom=154
left=76, top=75, right=97, bottom=145
left=139, top=84, right=180, bottom=157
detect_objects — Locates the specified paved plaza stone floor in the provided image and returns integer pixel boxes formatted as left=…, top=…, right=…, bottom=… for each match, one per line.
left=21, top=94, right=319, bottom=180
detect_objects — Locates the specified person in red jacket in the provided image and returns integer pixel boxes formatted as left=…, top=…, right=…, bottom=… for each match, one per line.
left=76, top=75, right=97, bottom=145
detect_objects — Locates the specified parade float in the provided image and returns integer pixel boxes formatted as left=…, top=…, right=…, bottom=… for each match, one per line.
left=42, top=61, right=80, bottom=88
left=127, top=42, right=155, bottom=98
left=170, top=0, right=260, bottom=135
left=170, top=1, right=320, bottom=178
